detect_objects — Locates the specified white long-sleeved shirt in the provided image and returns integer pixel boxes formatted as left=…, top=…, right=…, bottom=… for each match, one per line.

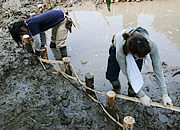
left=114, top=27, right=167, bottom=98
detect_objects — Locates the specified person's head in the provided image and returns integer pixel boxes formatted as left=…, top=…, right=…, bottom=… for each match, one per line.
left=122, top=33, right=151, bottom=58
left=9, top=21, right=28, bottom=46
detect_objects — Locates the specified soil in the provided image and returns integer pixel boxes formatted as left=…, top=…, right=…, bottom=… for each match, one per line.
left=0, top=0, right=179, bottom=130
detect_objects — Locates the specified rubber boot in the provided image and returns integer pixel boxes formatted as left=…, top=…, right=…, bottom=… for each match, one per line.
left=59, top=46, right=67, bottom=58
left=110, top=80, right=121, bottom=94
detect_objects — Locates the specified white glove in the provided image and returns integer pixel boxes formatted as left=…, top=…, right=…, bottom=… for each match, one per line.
left=140, top=95, right=152, bottom=107
left=162, top=94, right=173, bottom=106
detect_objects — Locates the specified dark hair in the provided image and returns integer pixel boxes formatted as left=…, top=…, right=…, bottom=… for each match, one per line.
left=9, top=21, right=26, bottom=46
left=123, top=34, right=151, bottom=57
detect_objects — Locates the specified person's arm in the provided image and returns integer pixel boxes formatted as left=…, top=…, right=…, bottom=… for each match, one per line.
left=32, top=33, right=41, bottom=51
left=150, top=42, right=167, bottom=95
left=150, top=41, right=173, bottom=106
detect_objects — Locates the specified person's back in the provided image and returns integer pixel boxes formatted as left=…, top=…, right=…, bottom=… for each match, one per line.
left=106, top=27, right=173, bottom=107
left=26, top=10, right=64, bottom=36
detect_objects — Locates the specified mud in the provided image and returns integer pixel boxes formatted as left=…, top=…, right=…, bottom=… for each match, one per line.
left=0, top=0, right=180, bottom=129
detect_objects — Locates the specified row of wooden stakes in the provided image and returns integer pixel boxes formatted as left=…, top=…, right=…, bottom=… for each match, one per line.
left=84, top=73, right=135, bottom=130
left=58, top=60, right=136, bottom=129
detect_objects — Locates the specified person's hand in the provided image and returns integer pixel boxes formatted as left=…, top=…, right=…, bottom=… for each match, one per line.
left=140, top=95, right=152, bottom=107
left=162, top=94, right=173, bottom=106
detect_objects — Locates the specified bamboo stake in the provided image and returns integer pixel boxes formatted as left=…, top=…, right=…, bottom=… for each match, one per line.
left=106, top=91, right=116, bottom=112
left=62, top=57, right=73, bottom=76
left=23, top=35, right=33, bottom=53
left=40, top=47, right=48, bottom=64
left=95, top=92, right=123, bottom=127
left=123, top=116, right=135, bottom=130
left=85, top=73, right=94, bottom=94
left=30, top=12, right=36, bottom=17
left=38, top=4, right=44, bottom=14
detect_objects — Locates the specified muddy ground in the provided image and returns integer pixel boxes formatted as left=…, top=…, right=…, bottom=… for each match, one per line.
left=0, top=0, right=180, bottom=129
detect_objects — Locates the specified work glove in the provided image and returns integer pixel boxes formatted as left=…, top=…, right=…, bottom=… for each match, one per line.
left=140, top=95, right=152, bottom=107
left=162, top=94, right=173, bottom=106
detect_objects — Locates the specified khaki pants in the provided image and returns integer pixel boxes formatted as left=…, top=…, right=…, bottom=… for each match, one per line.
left=51, top=20, right=68, bottom=49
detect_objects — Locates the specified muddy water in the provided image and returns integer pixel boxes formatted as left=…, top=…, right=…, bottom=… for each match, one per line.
left=51, top=0, right=178, bottom=96
left=47, top=0, right=180, bottom=99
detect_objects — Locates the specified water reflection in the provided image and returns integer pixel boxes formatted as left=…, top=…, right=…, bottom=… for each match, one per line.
left=55, top=0, right=180, bottom=96
left=68, top=0, right=180, bottom=49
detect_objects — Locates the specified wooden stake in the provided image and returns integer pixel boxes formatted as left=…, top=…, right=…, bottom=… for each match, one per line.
left=62, top=57, right=72, bottom=76
left=106, top=91, right=116, bottom=112
left=40, top=47, right=48, bottom=64
left=30, top=12, right=36, bottom=17
left=23, top=35, right=33, bottom=53
left=85, top=73, right=94, bottom=89
left=38, top=4, right=44, bottom=14
left=123, top=116, right=135, bottom=130
left=46, top=0, right=51, bottom=9
left=85, top=73, right=94, bottom=94
left=58, top=62, right=65, bottom=72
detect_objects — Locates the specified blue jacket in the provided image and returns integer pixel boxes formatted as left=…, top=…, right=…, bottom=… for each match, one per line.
left=25, top=10, right=64, bottom=36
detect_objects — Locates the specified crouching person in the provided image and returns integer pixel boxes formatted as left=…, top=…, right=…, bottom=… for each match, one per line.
left=106, top=27, right=173, bottom=107
left=9, top=10, right=73, bottom=57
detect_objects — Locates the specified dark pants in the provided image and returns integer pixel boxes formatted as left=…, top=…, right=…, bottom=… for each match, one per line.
left=59, top=46, right=67, bottom=58
left=106, top=45, right=143, bottom=96
left=50, top=42, right=67, bottom=58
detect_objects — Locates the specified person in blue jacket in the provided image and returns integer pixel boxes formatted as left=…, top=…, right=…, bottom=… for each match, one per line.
left=9, top=10, right=73, bottom=57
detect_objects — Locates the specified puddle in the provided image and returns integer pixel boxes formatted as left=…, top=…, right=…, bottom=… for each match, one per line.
left=45, top=0, right=180, bottom=103
left=68, top=1, right=179, bottom=87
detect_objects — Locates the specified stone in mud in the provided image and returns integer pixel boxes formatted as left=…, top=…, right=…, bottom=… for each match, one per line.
left=62, top=99, right=70, bottom=107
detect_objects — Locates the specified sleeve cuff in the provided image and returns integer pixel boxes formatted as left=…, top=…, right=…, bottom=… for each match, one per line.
left=137, top=89, right=145, bottom=98
left=160, top=87, right=168, bottom=96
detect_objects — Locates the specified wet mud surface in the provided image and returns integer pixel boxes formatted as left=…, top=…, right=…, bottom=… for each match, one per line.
left=0, top=0, right=180, bottom=129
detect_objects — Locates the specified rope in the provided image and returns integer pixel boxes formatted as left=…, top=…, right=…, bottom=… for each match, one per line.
left=39, top=58, right=180, bottom=112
